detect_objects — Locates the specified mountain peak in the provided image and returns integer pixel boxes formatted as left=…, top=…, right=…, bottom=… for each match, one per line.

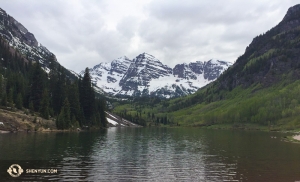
left=0, top=8, right=41, bottom=55
left=84, top=54, right=231, bottom=98
left=283, top=4, right=300, bottom=21
left=141, top=52, right=154, bottom=57
left=218, top=4, right=300, bottom=90
left=207, top=59, right=220, bottom=64
left=0, top=7, right=78, bottom=80
left=135, top=52, right=156, bottom=61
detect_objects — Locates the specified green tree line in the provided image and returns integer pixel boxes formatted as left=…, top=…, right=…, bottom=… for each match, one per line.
left=0, top=38, right=107, bottom=129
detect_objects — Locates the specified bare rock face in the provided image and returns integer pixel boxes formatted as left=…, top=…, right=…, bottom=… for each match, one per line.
left=173, top=60, right=231, bottom=81
left=119, top=53, right=172, bottom=92
left=203, top=60, right=231, bottom=81
left=280, top=4, right=300, bottom=32
left=0, top=8, right=52, bottom=65
left=0, top=8, right=38, bottom=47
left=0, top=7, right=78, bottom=80
left=83, top=53, right=232, bottom=98
left=283, top=4, right=300, bottom=21
left=219, top=4, right=300, bottom=90
left=173, top=63, right=198, bottom=80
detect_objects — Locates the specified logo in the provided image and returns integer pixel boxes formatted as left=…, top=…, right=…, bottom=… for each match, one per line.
left=7, top=164, right=24, bottom=177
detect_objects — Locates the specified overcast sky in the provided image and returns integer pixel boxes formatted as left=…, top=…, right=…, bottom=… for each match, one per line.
left=0, top=0, right=298, bottom=72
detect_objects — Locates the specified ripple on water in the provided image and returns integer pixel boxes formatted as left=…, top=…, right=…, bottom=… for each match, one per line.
left=2, top=128, right=298, bottom=181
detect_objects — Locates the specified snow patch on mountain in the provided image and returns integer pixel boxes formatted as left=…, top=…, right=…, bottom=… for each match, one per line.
left=0, top=7, right=56, bottom=69
left=81, top=53, right=232, bottom=98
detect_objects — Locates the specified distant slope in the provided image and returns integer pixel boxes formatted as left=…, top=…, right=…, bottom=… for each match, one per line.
left=177, top=3, right=300, bottom=101
left=112, top=4, right=300, bottom=130
left=166, top=4, right=300, bottom=128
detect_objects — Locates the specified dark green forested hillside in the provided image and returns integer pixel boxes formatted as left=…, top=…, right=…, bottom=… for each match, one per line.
left=112, top=4, right=300, bottom=130
left=0, top=38, right=107, bottom=130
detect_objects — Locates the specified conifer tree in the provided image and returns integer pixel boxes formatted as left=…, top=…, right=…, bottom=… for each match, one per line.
left=80, top=68, right=95, bottom=124
left=7, top=88, right=13, bottom=106
left=99, top=100, right=107, bottom=127
left=0, top=74, right=3, bottom=98
left=1, top=93, right=7, bottom=106
left=15, top=93, right=23, bottom=109
left=67, top=82, right=82, bottom=125
left=49, top=66, right=60, bottom=114
left=56, top=98, right=71, bottom=130
left=29, top=61, right=47, bottom=111
left=0, top=37, right=109, bottom=130
left=71, top=114, right=80, bottom=128
left=56, top=110, right=64, bottom=129
left=40, top=89, right=50, bottom=119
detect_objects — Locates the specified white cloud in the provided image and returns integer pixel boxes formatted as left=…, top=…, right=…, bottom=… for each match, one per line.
left=0, top=0, right=299, bottom=71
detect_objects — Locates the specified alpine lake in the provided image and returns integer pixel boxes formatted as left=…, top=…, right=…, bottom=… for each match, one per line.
left=0, top=127, right=300, bottom=181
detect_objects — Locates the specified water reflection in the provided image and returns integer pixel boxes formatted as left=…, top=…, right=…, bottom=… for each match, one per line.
left=82, top=128, right=236, bottom=181
left=0, top=128, right=300, bottom=181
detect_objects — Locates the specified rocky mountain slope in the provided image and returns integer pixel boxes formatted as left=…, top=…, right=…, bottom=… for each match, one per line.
left=0, top=7, right=231, bottom=99
left=156, top=4, right=300, bottom=127
left=111, top=4, right=300, bottom=130
left=217, top=4, right=300, bottom=90
left=0, top=7, right=76, bottom=79
left=82, top=53, right=231, bottom=98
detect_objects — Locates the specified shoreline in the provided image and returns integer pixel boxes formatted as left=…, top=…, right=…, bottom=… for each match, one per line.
left=293, top=135, right=300, bottom=141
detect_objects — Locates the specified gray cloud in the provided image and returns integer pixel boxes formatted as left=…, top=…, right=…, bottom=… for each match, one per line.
left=0, top=0, right=299, bottom=71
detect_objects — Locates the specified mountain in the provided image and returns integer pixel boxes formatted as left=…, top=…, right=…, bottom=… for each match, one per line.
left=174, top=3, right=300, bottom=113
left=0, top=7, right=231, bottom=99
left=112, top=4, right=300, bottom=130
left=0, top=7, right=76, bottom=79
left=82, top=53, right=231, bottom=98
left=217, top=4, right=300, bottom=90
left=0, top=7, right=108, bottom=130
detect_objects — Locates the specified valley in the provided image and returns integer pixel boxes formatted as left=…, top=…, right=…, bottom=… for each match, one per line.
left=1, top=2, right=300, bottom=182
left=0, top=4, right=300, bottom=132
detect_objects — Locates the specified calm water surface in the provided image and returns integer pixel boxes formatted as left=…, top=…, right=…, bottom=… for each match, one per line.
left=0, top=128, right=300, bottom=181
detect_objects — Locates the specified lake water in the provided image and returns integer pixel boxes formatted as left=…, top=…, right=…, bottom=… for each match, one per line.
left=0, top=128, right=300, bottom=181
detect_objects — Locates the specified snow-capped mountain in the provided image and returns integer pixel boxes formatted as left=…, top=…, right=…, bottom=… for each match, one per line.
left=0, top=7, right=77, bottom=79
left=83, top=53, right=232, bottom=98
left=0, top=7, right=231, bottom=99
left=0, top=8, right=53, bottom=65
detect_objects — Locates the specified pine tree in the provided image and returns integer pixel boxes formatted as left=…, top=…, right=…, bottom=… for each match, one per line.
left=1, top=93, right=7, bottom=106
left=67, top=82, right=83, bottom=125
left=56, top=98, right=71, bottom=130
left=15, top=93, right=23, bottom=109
left=29, top=61, right=47, bottom=111
left=71, top=114, right=80, bottom=129
left=57, top=109, right=65, bottom=130
left=95, top=112, right=101, bottom=127
left=80, top=68, right=95, bottom=124
left=7, top=88, right=13, bottom=106
left=40, top=89, right=50, bottom=119
left=99, top=99, right=107, bottom=128
left=0, top=74, right=3, bottom=98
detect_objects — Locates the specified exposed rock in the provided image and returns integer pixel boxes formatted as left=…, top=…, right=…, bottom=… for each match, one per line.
left=0, top=7, right=77, bottom=80
left=219, top=4, right=300, bottom=90
left=83, top=53, right=231, bottom=98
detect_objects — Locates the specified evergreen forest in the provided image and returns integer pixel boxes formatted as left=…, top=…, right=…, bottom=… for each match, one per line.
left=0, top=38, right=107, bottom=130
